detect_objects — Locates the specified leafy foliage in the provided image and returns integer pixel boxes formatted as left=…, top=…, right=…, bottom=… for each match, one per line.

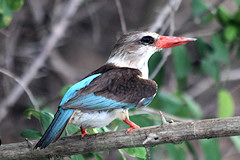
left=165, top=143, right=186, bottom=160
left=217, top=89, right=235, bottom=118
left=21, top=129, right=42, bottom=139
left=124, top=147, right=147, bottom=159
left=0, top=0, right=23, bottom=28
left=201, top=139, right=222, bottom=160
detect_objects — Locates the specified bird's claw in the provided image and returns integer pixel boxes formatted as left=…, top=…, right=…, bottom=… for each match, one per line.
left=126, top=125, right=140, bottom=133
left=124, top=118, right=140, bottom=134
left=80, top=132, right=90, bottom=139
left=80, top=127, right=90, bottom=139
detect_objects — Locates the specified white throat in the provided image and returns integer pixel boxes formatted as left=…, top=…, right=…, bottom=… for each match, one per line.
left=107, top=55, right=150, bottom=79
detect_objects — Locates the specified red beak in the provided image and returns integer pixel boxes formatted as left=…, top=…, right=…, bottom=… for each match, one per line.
left=153, top=36, right=196, bottom=49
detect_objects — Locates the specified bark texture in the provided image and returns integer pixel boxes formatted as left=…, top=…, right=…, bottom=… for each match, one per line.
left=0, top=116, right=240, bottom=160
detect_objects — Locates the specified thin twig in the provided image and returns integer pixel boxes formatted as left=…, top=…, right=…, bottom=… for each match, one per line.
left=0, top=0, right=85, bottom=122
left=0, top=30, right=9, bottom=37
left=130, top=108, right=192, bottom=122
left=0, top=68, right=39, bottom=110
left=115, top=0, right=127, bottom=34
left=181, top=28, right=217, bottom=38
left=72, top=1, right=106, bottom=26
left=149, top=0, right=181, bottom=32
left=28, top=0, right=44, bottom=24
left=159, top=18, right=171, bottom=35
left=142, top=108, right=193, bottom=122
left=87, top=2, right=101, bottom=44
left=49, top=51, right=84, bottom=82
left=149, top=0, right=179, bottom=79
left=168, top=2, right=175, bottom=36
left=149, top=49, right=171, bottom=79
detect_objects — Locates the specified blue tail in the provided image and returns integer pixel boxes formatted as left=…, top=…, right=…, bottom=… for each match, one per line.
left=34, top=108, right=74, bottom=149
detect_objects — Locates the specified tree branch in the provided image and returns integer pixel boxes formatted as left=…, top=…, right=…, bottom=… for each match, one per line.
left=1, top=116, right=240, bottom=160
left=149, top=0, right=179, bottom=79
left=149, top=0, right=181, bottom=32
left=115, top=0, right=127, bottom=34
left=0, top=0, right=85, bottom=122
left=0, top=68, right=39, bottom=110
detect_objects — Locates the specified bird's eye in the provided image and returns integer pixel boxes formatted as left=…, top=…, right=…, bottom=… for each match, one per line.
left=140, top=36, right=155, bottom=45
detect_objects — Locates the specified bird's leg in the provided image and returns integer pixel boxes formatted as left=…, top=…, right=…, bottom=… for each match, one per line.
left=123, top=118, right=140, bottom=132
left=118, top=109, right=140, bottom=132
left=80, top=127, right=90, bottom=138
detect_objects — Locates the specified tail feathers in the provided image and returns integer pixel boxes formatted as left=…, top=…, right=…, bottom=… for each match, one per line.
left=34, top=108, right=74, bottom=149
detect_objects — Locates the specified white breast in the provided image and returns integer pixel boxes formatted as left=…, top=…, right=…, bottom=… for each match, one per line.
left=69, top=109, right=125, bottom=129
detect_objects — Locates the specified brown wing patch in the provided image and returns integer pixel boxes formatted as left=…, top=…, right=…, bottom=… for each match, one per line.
left=78, top=67, right=157, bottom=104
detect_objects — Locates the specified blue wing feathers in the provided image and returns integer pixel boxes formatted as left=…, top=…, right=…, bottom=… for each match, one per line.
left=60, top=73, right=101, bottom=106
left=142, top=96, right=154, bottom=106
left=34, top=108, right=74, bottom=149
left=63, top=93, right=137, bottom=110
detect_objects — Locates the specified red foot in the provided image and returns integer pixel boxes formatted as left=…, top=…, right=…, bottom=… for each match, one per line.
left=123, top=118, right=140, bottom=133
left=80, top=127, right=90, bottom=138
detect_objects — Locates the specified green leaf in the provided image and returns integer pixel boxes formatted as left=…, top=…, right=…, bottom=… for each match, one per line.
left=192, top=0, right=208, bottom=16
left=224, top=25, right=238, bottom=42
left=181, top=94, right=202, bottom=119
left=216, top=6, right=231, bottom=25
left=199, top=13, right=213, bottom=24
left=60, top=84, right=71, bottom=97
left=128, top=114, right=154, bottom=127
left=40, top=111, right=54, bottom=131
left=124, top=147, right=146, bottom=159
left=87, top=128, right=99, bottom=134
left=233, top=9, right=240, bottom=23
left=201, top=58, right=219, bottom=82
left=191, top=0, right=213, bottom=24
left=67, top=124, right=80, bottom=135
left=196, top=38, right=212, bottom=59
left=118, top=149, right=127, bottom=160
left=102, top=126, right=110, bottom=132
left=20, top=129, right=42, bottom=139
left=149, top=51, right=165, bottom=86
left=236, top=0, right=240, bottom=6
left=0, top=0, right=12, bottom=28
left=151, top=92, right=191, bottom=118
left=237, top=0, right=240, bottom=5
left=70, top=154, right=85, bottom=160
left=94, top=153, right=103, bottom=160
left=165, top=143, right=186, bottom=160
left=172, top=46, right=192, bottom=80
left=211, top=35, right=229, bottom=63
left=6, top=0, right=23, bottom=11
left=230, top=136, right=240, bottom=153
left=217, top=89, right=234, bottom=118
left=24, top=108, right=40, bottom=120
left=201, top=139, right=221, bottom=160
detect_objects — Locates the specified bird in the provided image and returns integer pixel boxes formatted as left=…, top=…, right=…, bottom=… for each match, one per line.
left=34, top=31, right=196, bottom=149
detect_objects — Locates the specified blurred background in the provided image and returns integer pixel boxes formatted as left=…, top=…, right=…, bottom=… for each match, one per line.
left=0, top=0, right=240, bottom=159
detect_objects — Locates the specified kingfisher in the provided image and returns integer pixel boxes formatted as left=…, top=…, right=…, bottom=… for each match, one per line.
left=34, top=31, right=196, bottom=149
